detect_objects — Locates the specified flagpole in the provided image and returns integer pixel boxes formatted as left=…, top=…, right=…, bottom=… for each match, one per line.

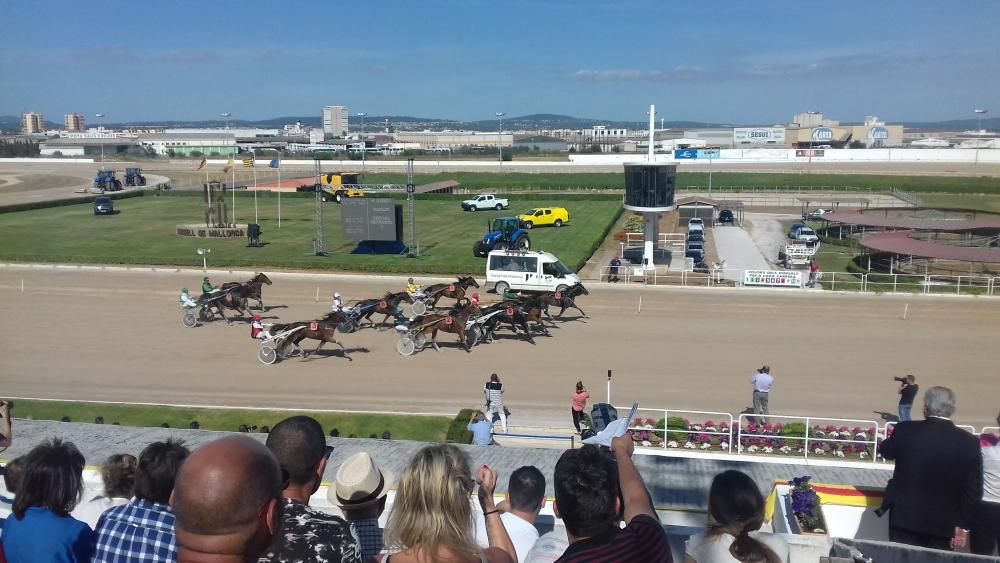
left=231, top=156, right=237, bottom=226
left=253, top=165, right=258, bottom=224
left=277, top=160, right=282, bottom=228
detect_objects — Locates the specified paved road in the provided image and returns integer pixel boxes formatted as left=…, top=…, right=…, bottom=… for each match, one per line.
left=2, top=266, right=998, bottom=429
left=713, top=224, right=771, bottom=280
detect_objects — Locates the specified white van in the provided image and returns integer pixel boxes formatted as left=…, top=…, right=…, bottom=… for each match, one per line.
left=486, top=250, right=581, bottom=294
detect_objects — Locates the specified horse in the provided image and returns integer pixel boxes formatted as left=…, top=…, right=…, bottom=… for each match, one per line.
left=423, top=276, right=479, bottom=309
left=412, top=301, right=480, bottom=352
left=221, top=272, right=272, bottom=310
left=354, top=291, right=415, bottom=329
left=271, top=310, right=352, bottom=360
left=537, top=283, right=589, bottom=318
left=480, top=297, right=551, bottom=345
left=206, top=287, right=252, bottom=322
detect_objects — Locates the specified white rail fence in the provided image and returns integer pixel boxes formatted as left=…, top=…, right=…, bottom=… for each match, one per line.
left=737, top=414, right=881, bottom=461
left=620, top=407, right=735, bottom=453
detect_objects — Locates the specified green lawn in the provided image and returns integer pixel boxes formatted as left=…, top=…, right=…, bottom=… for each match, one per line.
left=918, top=194, right=1000, bottom=213
left=0, top=192, right=622, bottom=274
left=10, top=399, right=452, bottom=442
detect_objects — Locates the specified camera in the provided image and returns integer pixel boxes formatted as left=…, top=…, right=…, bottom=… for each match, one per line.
left=893, top=376, right=907, bottom=383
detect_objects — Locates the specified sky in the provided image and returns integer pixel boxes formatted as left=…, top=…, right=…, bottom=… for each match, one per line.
left=1, top=0, right=998, bottom=124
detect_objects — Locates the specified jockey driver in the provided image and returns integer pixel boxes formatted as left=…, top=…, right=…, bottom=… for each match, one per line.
left=179, top=288, right=198, bottom=308
left=406, top=277, right=421, bottom=295
left=331, top=292, right=343, bottom=312
left=470, top=293, right=481, bottom=306
left=250, top=314, right=271, bottom=340
left=201, top=277, right=215, bottom=299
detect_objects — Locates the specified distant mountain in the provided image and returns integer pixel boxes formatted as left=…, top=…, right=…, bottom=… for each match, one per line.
left=895, top=117, right=999, bottom=131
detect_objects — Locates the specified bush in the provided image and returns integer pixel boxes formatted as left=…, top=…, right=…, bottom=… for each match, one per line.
left=780, top=422, right=807, bottom=448
left=655, top=416, right=689, bottom=442
left=446, top=409, right=474, bottom=444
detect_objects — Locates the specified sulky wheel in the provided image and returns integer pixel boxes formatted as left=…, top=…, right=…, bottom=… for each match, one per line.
left=258, top=346, right=278, bottom=365
left=182, top=312, right=197, bottom=328
left=411, top=301, right=427, bottom=316
left=338, top=321, right=356, bottom=334
left=412, top=332, right=428, bottom=349
left=465, top=326, right=481, bottom=347
left=397, top=336, right=416, bottom=356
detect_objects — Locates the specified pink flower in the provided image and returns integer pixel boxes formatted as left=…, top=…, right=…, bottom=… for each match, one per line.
left=644, top=417, right=655, bottom=426
left=705, top=420, right=715, bottom=427
left=825, top=424, right=836, bottom=433
left=633, top=417, right=643, bottom=427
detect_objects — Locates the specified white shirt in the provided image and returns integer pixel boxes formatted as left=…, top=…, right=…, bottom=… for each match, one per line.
left=474, top=512, right=540, bottom=562
left=751, top=372, right=774, bottom=393
left=983, top=444, right=1000, bottom=504
left=686, top=531, right=789, bottom=563
left=523, top=528, right=569, bottom=563
left=71, top=495, right=131, bottom=528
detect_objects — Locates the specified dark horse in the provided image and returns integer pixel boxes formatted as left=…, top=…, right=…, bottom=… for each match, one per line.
left=221, top=272, right=273, bottom=310
left=205, top=287, right=252, bottom=322
left=423, top=276, right=479, bottom=309
left=538, top=282, right=589, bottom=318
left=354, top=291, right=415, bottom=329
left=412, top=301, right=480, bottom=352
left=481, top=296, right=552, bottom=345
left=270, top=310, right=352, bottom=360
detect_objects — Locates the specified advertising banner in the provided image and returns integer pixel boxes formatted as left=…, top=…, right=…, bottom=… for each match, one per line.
left=341, top=198, right=399, bottom=241
left=744, top=270, right=803, bottom=287
left=795, top=149, right=825, bottom=157
left=674, top=148, right=721, bottom=160
left=733, top=127, right=786, bottom=145
left=811, top=127, right=834, bottom=142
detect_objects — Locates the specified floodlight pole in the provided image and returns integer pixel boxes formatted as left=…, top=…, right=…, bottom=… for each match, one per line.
left=407, top=158, right=417, bottom=256
left=496, top=112, right=505, bottom=168
left=314, top=158, right=325, bottom=255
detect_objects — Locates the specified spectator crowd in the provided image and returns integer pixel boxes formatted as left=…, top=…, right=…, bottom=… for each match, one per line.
left=0, top=384, right=997, bottom=562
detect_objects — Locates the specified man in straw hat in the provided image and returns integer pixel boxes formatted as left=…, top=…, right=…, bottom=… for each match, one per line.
left=261, top=416, right=362, bottom=562
left=329, top=452, right=395, bottom=561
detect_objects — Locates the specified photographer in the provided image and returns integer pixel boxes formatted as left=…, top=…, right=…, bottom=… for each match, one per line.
left=896, top=375, right=919, bottom=422
left=0, top=400, right=11, bottom=453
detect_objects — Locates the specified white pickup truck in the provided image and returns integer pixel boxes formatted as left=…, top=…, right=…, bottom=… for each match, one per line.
left=461, top=194, right=509, bottom=211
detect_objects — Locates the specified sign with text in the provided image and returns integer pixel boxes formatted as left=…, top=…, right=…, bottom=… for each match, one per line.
left=734, top=127, right=786, bottom=145
left=743, top=269, right=803, bottom=287
left=811, top=127, right=834, bottom=142
left=795, top=149, right=825, bottom=158
left=674, top=148, right=721, bottom=160
left=341, top=198, right=399, bottom=241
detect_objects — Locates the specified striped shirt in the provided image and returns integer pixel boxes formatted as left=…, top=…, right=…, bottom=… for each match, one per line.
left=349, top=518, right=384, bottom=560
left=555, top=514, right=671, bottom=562
left=485, top=382, right=503, bottom=406
left=92, top=500, right=177, bottom=563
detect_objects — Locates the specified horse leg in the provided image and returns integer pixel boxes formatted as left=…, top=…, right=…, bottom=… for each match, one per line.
left=305, top=339, right=325, bottom=360
left=574, top=304, right=588, bottom=318
left=431, top=328, right=440, bottom=352
left=522, top=320, right=536, bottom=344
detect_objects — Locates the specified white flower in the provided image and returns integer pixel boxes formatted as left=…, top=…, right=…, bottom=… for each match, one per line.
left=684, top=441, right=696, bottom=449
left=643, top=424, right=654, bottom=430
left=797, top=447, right=805, bottom=453
left=780, top=446, right=792, bottom=454
left=834, top=450, right=845, bottom=457
left=641, top=440, right=651, bottom=447
left=814, top=430, right=826, bottom=437
left=691, top=425, right=703, bottom=431
left=719, top=442, right=729, bottom=450
left=700, top=442, right=711, bottom=449
left=855, top=432, right=868, bottom=440
left=839, top=432, right=852, bottom=439
left=859, top=452, right=868, bottom=459
left=705, top=426, right=717, bottom=432
left=747, top=445, right=759, bottom=452
left=814, top=448, right=826, bottom=455
left=667, top=440, right=678, bottom=448
left=763, top=446, right=774, bottom=453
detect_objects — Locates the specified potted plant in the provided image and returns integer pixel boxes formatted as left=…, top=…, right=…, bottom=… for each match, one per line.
left=787, top=476, right=827, bottom=534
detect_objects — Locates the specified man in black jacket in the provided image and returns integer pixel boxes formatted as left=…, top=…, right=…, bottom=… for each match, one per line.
left=881, top=386, right=983, bottom=550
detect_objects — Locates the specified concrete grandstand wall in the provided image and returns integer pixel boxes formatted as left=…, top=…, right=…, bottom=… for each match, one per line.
left=569, top=148, right=1000, bottom=165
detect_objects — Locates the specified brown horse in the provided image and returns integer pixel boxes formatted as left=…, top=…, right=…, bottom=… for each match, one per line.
left=221, top=272, right=273, bottom=310
left=412, top=301, right=480, bottom=352
left=423, top=276, right=479, bottom=309
left=537, top=282, right=589, bottom=318
left=355, top=291, right=415, bottom=329
left=271, top=310, right=352, bottom=360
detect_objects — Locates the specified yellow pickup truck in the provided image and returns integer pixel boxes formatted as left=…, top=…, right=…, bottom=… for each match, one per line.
left=516, top=207, right=569, bottom=228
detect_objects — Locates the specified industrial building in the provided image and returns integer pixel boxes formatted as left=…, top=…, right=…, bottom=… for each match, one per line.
left=392, top=131, right=513, bottom=149
left=64, top=113, right=86, bottom=132
left=21, top=112, right=44, bottom=134
left=322, top=106, right=349, bottom=137
left=139, top=133, right=237, bottom=156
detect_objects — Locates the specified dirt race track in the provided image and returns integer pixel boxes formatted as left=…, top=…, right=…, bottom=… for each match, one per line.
left=1, top=266, right=998, bottom=428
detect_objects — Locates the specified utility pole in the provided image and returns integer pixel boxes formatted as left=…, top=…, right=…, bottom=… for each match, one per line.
left=407, top=158, right=417, bottom=257
left=313, top=158, right=325, bottom=255
left=495, top=112, right=505, bottom=168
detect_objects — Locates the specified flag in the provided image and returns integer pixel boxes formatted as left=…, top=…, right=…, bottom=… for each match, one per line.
left=223, top=156, right=234, bottom=174
left=196, top=156, right=207, bottom=171
left=242, top=154, right=255, bottom=168
left=268, top=159, right=280, bottom=169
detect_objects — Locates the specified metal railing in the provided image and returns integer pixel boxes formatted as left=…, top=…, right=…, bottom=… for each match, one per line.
left=737, top=414, right=882, bottom=462
left=619, top=407, right=735, bottom=453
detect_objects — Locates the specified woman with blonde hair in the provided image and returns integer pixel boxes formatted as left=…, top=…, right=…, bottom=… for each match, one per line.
left=381, top=444, right=515, bottom=563
left=686, top=470, right=788, bottom=563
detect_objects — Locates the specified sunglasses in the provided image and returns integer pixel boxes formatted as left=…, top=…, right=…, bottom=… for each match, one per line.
left=324, top=445, right=334, bottom=460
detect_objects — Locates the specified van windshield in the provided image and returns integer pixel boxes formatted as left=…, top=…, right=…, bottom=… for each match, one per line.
left=553, top=261, right=573, bottom=275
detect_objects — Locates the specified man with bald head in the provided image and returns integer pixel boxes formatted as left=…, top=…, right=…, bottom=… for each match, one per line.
left=171, top=436, right=282, bottom=563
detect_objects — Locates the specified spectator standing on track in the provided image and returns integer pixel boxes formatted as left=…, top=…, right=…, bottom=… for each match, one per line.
left=897, top=375, right=918, bottom=422
left=330, top=452, right=394, bottom=561
left=475, top=466, right=547, bottom=562
left=91, top=439, right=190, bottom=563
left=570, top=382, right=589, bottom=434
left=608, top=256, right=621, bottom=283
left=971, top=411, right=1000, bottom=556
left=806, top=259, right=820, bottom=288
left=750, top=366, right=773, bottom=424
left=1, top=439, right=92, bottom=563
left=380, top=444, right=516, bottom=563
left=171, top=436, right=283, bottom=563
left=552, top=437, right=671, bottom=562
left=880, top=386, right=983, bottom=551
left=72, top=453, right=137, bottom=528
left=260, top=416, right=362, bottom=563
left=468, top=411, right=495, bottom=446
left=485, top=374, right=508, bottom=434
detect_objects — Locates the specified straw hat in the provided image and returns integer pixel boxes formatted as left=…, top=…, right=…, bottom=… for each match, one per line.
left=327, top=452, right=394, bottom=509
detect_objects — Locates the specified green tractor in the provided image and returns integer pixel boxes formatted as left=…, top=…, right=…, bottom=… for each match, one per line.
left=473, top=217, right=531, bottom=257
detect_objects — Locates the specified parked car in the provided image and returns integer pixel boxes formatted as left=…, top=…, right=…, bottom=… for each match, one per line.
left=688, top=217, right=705, bottom=231
left=687, top=231, right=705, bottom=243
left=93, top=196, right=114, bottom=215
left=789, top=224, right=819, bottom=243
left=686, top=240, right=705, bottom=252
left=718, top=209, right=735, bottom=225
left=805, top=208, right=833, bottom=220
left=517, top=207, right=569, bottom=228
left=685, top=248, right=705, bottom=263
left=461, top=194, right=509, bottom=211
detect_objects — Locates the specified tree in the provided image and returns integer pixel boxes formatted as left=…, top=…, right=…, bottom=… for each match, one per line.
left=849, top=140, right=866, bottom=149
left=166, top=149, right=176, bottom=157
left=190, top=150, right=204, bottom=157
left=589, top=144, right=602, bottom=153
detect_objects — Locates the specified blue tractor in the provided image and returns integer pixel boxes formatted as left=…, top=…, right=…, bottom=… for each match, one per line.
left=473, top=217, right=531, bottom=257
left=124, top=167, right=146, bottom=187
left=94, top=170, right=122, bottom=192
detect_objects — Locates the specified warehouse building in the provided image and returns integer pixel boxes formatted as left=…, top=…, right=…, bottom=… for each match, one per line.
left=139, top=133, right=237, bottom=156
